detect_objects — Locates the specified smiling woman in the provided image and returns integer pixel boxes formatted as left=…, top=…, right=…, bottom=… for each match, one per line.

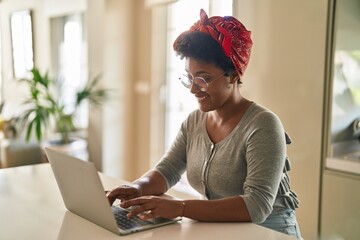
left=107, top=8, right=301, bottom=239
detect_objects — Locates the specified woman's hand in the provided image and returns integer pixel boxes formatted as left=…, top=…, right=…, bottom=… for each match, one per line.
left=106, top=170, right=168, bottom=207
left=106, top=185, right=142, bottom=206
left=120, top=196, right=184, bottom=220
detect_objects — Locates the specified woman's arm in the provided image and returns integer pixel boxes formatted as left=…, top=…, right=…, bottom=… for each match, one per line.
left=121, top=195, right=252, bottom=222
left=181, top=196, right=252, bottom=222
left=132, top=170, right=168, bottom=196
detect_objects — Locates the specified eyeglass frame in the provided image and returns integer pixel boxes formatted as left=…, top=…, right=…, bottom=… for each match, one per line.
left=179, top=71, right=229, bottom=92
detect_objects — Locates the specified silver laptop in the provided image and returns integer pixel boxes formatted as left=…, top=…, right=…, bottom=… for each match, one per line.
left=45, top=147, right=181, bottom=235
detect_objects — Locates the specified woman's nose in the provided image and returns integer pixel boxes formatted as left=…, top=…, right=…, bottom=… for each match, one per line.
left=189, top=81, right=200, bottom=94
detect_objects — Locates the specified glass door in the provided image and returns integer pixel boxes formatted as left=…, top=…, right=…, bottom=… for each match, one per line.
left=325, top=0, right=360, bottom=174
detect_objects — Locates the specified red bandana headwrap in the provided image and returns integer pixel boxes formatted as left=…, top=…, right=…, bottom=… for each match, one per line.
left=174, top=9, right=253, bottom=78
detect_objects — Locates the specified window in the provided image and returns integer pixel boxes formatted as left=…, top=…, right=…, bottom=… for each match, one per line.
left=165, top=0, right=233, bottom=195
left=50, top=13, right=88, bottom=130
left=165, top=0, right=209, bottom=151
left=10, top=10, right=34, bottom=79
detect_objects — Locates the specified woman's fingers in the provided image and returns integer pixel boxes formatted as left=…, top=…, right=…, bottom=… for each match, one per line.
left=121, top=197, right=157, bottom=218
left=106, top=185, right=141, bottom=205
left=120, top=196, right=182, bottom=220
left=138, top=210, right=156, bottom=220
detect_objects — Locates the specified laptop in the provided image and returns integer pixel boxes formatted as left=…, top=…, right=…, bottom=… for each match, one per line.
left=45, top=147, right=181, bottom=235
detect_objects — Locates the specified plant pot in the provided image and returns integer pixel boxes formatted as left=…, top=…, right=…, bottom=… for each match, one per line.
left=41, top=137, right=88, bottom=161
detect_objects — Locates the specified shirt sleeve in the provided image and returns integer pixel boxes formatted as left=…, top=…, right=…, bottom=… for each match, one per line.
left=241, top=111, right=286, bottom=223
left=154, top=118, right=188, bottom=190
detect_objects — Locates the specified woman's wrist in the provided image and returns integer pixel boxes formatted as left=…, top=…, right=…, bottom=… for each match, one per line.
left=126, top=182, right=143, bottom=197
left=179, top=201, right=186, bottom=217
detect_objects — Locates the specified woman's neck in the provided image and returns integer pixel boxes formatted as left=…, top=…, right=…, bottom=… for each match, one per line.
left=209, top=95, right=252, bottom=124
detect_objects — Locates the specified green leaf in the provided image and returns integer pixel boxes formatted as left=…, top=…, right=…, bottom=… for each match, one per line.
left=76, top=74, right=109, bottom=107
left=35, top=116, right=42, bottom=142
left=25, top=120, right=34, bottom=142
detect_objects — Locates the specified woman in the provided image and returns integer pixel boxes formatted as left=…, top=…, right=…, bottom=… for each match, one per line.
left=107, top=9, right=301, bottom=238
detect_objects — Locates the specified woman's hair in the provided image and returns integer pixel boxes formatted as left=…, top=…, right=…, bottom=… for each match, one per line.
left=173, top=31, right=236, bottom=74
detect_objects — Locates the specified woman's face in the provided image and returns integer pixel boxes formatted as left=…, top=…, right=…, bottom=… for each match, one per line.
left=185, top=57, right=236, bottom=112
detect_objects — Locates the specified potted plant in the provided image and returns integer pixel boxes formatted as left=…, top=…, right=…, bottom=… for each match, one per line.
left=17, top=67, right=109, bottom=146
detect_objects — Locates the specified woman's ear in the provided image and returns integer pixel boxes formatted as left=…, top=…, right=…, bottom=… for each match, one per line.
left=229, top=71, right=240, bottom=84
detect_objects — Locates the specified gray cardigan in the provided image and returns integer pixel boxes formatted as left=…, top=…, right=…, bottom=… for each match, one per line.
left=155, top=103, right=299, bottom=223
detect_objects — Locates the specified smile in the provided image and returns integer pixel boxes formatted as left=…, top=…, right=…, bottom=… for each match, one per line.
left=196, top=95, right=208, bottom=102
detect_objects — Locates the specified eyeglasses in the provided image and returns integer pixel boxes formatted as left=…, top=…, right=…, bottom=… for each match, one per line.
left=179, top=72, right=227, bottom=92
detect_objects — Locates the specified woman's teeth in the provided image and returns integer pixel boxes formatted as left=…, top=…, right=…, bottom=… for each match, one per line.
left=197, top=96, right=207, bottom=101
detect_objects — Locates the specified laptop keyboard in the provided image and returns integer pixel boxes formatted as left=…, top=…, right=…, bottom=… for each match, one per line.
left=112, top=206, right=152, bottom=230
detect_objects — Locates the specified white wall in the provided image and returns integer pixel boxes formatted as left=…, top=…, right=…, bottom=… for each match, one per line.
left=95, top=0, right=136, bottom=179
left=86, top=0, right=152, bottom=180
left=234, top=1, right=328, bottom=238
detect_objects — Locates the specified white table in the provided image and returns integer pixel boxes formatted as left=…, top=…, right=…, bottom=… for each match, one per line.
left=0, top=163, right=295, bottom=239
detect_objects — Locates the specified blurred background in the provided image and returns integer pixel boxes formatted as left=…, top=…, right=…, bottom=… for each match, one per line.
left=0, top=0, right=359, bottom=239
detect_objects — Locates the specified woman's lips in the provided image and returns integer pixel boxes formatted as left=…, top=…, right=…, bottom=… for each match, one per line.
left=195, top=94, right=208, bottom=102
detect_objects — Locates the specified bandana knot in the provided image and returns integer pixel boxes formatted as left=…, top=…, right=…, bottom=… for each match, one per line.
left=181, top=9, right=253, bottom=77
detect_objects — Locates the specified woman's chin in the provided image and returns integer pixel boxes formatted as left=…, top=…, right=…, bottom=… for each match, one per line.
left=198, top=103, right=213, bottom=112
